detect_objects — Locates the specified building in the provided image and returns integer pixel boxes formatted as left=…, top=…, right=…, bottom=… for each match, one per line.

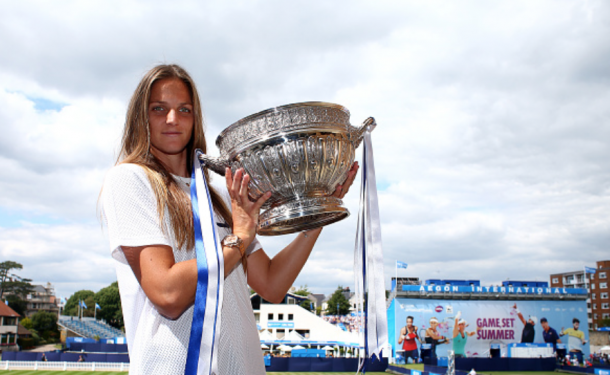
left=251, top=292, right=358, bottom=347
left=0, top=302, right=20, bottom=349
left=25, top=283, right=60, bottom=318
left=550, top=260, right=610, bottom=329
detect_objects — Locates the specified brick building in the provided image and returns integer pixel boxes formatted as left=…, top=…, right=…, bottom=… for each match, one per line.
left=550, top=259, right=610, bottom=329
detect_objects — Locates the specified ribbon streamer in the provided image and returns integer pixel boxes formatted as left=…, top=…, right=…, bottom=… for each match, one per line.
left=354, top=127, right=388, bottom=372
left=185, top=149, right=225, bottom=375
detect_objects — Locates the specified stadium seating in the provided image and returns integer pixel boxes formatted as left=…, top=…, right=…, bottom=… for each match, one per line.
left=58, top=316, right=124, bottom=339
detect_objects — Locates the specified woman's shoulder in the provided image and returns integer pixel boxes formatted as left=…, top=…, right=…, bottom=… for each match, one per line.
left=103, top=163, right=153, bottom=193
left=105, top=163, right=151, bottom=183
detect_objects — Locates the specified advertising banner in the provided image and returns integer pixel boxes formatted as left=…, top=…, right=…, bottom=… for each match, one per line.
left=392, top=298, right=589, bottom=358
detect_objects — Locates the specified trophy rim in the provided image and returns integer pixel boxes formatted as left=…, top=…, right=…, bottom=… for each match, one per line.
left=216, top=101, right=350, bottom=148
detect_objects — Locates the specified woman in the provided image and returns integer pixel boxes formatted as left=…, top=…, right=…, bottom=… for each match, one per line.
left=452, top=312, right=478, bottom=358
left=398, top=316, right=420, bottom=363
left=101, top=64, right=358, bottom=374
left=424, top=317, right=447, bottom=358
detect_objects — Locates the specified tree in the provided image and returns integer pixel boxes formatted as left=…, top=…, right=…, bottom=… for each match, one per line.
left=0, top=261, right=34, bottom=302
left=31, top=311, right=57, bottom=332
left=64, top=290, right=95, bottom=316
left=20, top=317, right=33, bottom=330
left=95, top=282, right=123, bottom=329
left=0, top=261, right=23, bottom=298
left=5, top=294, right=28, bottom=316
left=599, top=317, right=610, bottom=328
left=293, top=285, right=310, bottom=297
left=324, top=286, right=352, bottom=316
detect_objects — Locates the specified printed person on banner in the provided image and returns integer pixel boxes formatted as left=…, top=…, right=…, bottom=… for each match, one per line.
left=540, top=317, right=561, bottom=352
left=513, top=303, right=536, bottom=343
left=398, top=315, right=420, bottom=363
left=560, top=318, right=587, bottom=365
left=452, top=311, right=480, bottom=358
left=424, top=317, right=448, bottom=358
left=100, top=64, right=358, bottom=375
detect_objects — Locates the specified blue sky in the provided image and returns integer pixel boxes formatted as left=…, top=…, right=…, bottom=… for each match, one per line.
left=0, top=0, right=609, bottom=299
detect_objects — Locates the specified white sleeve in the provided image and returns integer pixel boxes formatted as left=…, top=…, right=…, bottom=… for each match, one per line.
left=101, top=164, right=171, bottom=264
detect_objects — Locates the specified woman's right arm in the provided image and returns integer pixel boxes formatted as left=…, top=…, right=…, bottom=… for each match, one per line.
left=122, top=245, right=197, bottom=320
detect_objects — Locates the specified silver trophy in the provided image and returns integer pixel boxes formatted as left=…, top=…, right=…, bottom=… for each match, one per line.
left=200, top=102, right=376, bottom=236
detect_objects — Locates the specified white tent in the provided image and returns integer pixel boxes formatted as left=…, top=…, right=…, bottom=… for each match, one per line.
left=321, top=345, right=335, bottom=351
left=258, top=330, right=275, bottom=341
left=292, top=345, right=306, bottom=350
left=282, top=330, right=305, bottom=342
left=600, top=345, right=610, bottom=354
left=261, top=343, right=269, bottom=349
left=277, top=345, right=292, bottom=351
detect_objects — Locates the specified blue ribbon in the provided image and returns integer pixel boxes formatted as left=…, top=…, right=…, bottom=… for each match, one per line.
left=185, top=162, right=209, bottom=375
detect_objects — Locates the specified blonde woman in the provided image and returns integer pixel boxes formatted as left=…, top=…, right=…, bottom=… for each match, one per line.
left=101, top=64, right=358, bottom=374
left=424, top=317, right=447, bottom=358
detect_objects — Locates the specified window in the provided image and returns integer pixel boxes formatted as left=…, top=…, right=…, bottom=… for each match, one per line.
left=594, top=304, right=597, bottom=309
left=604, top=313, right=610, bottom=319
left=594, top=314, right=598, bottom=320
left=601, top=272, right=607, bottom=279
left=591, top=274, right=595, bottom=280
left=593, top=293, right=596, bottom=300
left=602, top=303, right=609, bottom=309
left=268, top=313, right=274, bottom=320
left=592, top=284, right=596, bottom=290
left=552, top=278, right=559, bottom=284
left=278, top=314, right=284, bottom=321
left=288, top=314, right=294, bottom=321
left=602, top=293, right=609, bottom=299
left=601, top=282, right=608, bottom=289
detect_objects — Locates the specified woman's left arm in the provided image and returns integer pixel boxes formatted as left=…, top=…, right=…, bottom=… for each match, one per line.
left=247, top=162, right=359, bottom=303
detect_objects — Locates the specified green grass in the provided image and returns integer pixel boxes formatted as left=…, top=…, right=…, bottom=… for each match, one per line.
left=0, top=372, right=388, bottom=375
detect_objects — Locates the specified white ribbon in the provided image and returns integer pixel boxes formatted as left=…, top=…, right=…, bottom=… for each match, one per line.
left=354, top=129, right=388, bottom=371
left=186, top=150, right=225, bottom=375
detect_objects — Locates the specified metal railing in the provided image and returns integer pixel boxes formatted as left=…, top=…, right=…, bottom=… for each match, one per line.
left=0, top=360, right=129, bottom=372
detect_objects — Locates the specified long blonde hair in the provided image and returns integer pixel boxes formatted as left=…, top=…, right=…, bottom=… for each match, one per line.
left=118, top=64, right=232, bottom=249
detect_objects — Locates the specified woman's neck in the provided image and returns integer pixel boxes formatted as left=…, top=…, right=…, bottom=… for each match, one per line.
left=151, top=148, right=189, bottom=177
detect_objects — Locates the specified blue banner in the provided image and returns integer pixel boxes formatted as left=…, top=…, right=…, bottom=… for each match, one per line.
left=267, top=322, right=295, bottom=328
left=402, top=285, right=587, bottom=295
left=396, top=261, right=408, bottom=269
left=585, top=266, right=597, bottom=274
left=391, top=298, right=589, bottom=358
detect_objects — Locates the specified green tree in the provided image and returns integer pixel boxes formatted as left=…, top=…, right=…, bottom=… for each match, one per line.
left=0, top=261, right=34, bottom=314
left=5, top=294, right=28, bottom=316
left=293, top=285, right=310, bottom=297
left=599, top=317, right=610, bottom=328
left=95, top=282, right=123, bottom=329
left=64, top=290, right=95, bottom=316
left=20, top=317, right=33, bottom=330
left=31, top=311, right=57, bottom=332
left=0, top=261, right=23, bottom=298
left=324, top=286, right=351, bottom=316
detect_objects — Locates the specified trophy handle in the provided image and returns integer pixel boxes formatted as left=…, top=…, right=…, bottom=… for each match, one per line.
left=197, top=151, right=230, bottom=176
left=350, top=117, right=377, bottom=149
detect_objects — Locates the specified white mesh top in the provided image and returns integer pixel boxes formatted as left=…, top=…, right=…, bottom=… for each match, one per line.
left=101, top=163, right=266, bottom=375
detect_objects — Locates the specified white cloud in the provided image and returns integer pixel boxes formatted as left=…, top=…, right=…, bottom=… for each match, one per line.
left=0, top=0, right=609, bottom=299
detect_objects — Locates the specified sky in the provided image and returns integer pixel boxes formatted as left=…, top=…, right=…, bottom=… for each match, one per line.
left=0, top=0, right=609, bottom=300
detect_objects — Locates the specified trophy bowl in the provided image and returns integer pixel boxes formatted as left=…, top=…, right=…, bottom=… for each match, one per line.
left=200, top=101, right=376, bottom=236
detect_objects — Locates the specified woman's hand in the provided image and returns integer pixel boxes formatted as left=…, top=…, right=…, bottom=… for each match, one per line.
left=226, top=167, right=271, bottom=249
left=332, top=162, right=359, bottom=198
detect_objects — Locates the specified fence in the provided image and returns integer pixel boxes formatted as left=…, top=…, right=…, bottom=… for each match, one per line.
left=0, top=360, right=129, bottom=372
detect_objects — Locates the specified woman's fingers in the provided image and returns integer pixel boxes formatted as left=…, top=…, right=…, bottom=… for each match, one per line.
left=332, top=162, right=359, bottom=199
left=252, top=191, right=272, bottom=212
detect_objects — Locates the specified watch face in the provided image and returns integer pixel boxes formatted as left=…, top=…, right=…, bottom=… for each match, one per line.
left=225, top=234, right=239, bottom=243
